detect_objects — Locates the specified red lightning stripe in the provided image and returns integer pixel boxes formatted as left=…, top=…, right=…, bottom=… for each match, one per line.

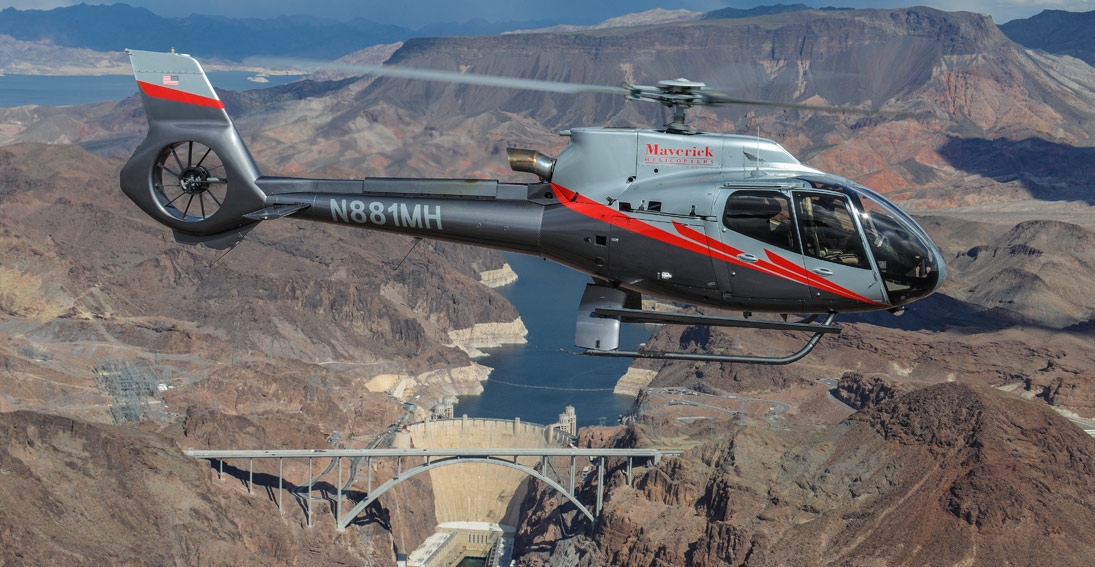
left=551, top=184, right=720, bottom=259
left=670, top=221, right=880, bottom=304
left=137, top=81, right=225, bottom=109
left=551, top=182, right=885, bottom=307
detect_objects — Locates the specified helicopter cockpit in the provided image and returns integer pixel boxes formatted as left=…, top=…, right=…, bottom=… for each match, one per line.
left=797, top=177, right=946, bottom=307
left=719, top=176, right=944, bottom=310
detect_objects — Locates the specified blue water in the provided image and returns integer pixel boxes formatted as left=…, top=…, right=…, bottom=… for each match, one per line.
left=0, top=71, right=303, bottom=107
left=453, top=252, right=652, bottom=428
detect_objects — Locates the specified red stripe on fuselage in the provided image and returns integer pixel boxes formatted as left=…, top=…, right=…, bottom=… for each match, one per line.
left=668, top=220, right=877, bottom=304
left=551, top=182, right=885, bottom=307
left=552, top=184, right=718, bottom=259
left=761, top=247, right=881, bottom=304
left=137, top=81, right=225, bottom=109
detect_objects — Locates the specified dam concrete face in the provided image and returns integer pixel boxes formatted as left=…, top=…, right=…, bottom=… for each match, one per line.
left=392, top=418, right=568, bottom=526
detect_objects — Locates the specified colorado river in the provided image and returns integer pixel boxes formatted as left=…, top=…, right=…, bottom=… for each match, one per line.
left=454, top=253, right=653, bottom=428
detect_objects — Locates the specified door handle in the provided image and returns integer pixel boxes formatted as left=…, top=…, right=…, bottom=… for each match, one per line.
left=737, top=253, right=759, bottom=263
left=813, top=267, right=834, bottom=277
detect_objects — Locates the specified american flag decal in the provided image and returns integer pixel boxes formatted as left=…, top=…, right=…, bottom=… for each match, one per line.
left=162, top=75, right=179, bottom=86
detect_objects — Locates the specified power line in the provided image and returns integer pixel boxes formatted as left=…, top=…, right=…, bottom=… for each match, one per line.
left=484, top=378, right=614, bottom=392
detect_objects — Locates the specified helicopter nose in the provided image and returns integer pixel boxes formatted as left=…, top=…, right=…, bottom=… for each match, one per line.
left=932, top=252, right=948, bottom=291
left=861, top=210, right=947, bottom=308
left=896, top=236, right=947, bottom=307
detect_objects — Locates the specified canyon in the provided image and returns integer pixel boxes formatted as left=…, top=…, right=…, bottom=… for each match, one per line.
left=1, top=5, right=1095, bottom=566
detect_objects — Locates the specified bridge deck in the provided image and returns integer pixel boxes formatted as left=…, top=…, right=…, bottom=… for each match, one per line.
left=185, top=448, right=682, bottom=459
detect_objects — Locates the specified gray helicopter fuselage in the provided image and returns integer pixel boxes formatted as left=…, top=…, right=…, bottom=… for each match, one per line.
left=120, top=49, right=945, bottom=328
left=253, top=127, right=941, bottom=315
left=548, top=128, right=916, bottom=313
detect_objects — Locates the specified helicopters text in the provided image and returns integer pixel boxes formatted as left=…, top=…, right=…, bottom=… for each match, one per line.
left=119, top=49, right=945, bottom=364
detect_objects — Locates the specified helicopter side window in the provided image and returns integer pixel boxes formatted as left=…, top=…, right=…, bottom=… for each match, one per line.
left=794, top=192, right=869, bottom=269
left=723, top=191, right=798, bottom=253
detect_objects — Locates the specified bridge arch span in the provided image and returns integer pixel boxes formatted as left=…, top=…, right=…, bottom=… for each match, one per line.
left=338, top=456, right=594, bottom=530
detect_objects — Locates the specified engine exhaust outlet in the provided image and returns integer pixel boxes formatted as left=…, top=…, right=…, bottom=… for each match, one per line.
left=507, top=148, right=556, bottom=181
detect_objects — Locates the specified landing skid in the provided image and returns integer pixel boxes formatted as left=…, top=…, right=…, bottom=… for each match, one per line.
left=574, top=284, right=839, bottom=365
left=583, top=311, right=837, bottom=365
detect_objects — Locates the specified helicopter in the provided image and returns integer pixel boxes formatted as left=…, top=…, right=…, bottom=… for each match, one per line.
left=119, top=49, right=946, bottom=365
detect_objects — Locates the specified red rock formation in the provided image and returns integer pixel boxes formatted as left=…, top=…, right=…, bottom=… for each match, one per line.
left=834, top=372, right=915, bottom=410
left=517, top=383, right=1095, bottom=566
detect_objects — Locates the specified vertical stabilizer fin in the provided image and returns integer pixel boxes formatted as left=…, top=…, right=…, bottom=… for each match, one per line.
left=120, top=49, right=266, bottom=236
left=127, top=49, right=230, bottom=125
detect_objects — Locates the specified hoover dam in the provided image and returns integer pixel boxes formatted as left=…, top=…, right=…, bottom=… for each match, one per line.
left=391, top=414, right=576, bottom=566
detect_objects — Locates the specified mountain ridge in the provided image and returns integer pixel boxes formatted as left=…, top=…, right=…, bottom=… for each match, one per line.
left=0, top=3, right=409, bottom=61
left=1000, top=9, right=1095, bottom=66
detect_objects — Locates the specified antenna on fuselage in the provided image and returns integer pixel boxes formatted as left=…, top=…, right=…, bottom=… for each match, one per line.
left=755, top=126, right=761, bottom=174
left=748, top=126, right=765, bottom=178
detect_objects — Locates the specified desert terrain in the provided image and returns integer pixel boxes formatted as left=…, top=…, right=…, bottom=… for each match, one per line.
left=1, top=5, right=1095, bottom=566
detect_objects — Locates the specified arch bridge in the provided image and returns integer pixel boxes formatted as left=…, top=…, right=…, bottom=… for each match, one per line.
left=185, top=448, right=682, bottom=531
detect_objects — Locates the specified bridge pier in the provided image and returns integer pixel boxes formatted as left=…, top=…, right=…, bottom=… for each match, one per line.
left=569, top=456, right=576, bottom=494
left=596, top=457, right=604, bottom=519
left=307, top=457, right=313, bottom=528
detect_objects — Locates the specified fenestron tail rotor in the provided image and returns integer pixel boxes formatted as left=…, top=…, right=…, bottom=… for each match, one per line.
left=153, top=141, right=229, bottom=222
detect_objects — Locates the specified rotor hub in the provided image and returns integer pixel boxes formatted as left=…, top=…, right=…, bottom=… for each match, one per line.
left=656, top=78, right=706, bottom=94
left=179, top=166, right=212, bottom=194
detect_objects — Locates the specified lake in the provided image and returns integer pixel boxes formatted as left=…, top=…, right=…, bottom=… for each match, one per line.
left=454, top=253, right=651, bottom=428
left=0, top=71, right=303, bottom=107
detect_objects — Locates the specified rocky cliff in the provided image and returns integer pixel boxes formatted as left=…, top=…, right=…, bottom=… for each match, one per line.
left=0, top=409, right=399, bottom=565
left=517, top=383, right=1095, bottom=566
left=833, top=372, right=913, bottom=410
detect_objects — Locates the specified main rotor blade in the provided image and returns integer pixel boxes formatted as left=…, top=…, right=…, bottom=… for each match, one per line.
left=697, top=91, right=880, bottom=115
left=281, top=59, right=633, bottom=96
left=260, top=57, right=886, bottom=115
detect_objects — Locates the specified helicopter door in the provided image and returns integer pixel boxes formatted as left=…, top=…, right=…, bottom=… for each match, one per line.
left=713, top=190, right=810, bottom=308
left=793, top=191, right=886, bottom=305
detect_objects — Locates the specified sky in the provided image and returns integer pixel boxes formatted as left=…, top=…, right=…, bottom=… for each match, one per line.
left=2, top=0, right=1094, bottom=26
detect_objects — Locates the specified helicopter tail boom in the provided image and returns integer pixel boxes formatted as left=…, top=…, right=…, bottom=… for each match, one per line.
left=120, top=49, right=550, bottom=253
left=256, top=179, right=546, bottom=254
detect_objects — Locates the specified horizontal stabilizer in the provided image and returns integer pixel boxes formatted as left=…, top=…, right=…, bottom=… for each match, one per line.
left=242, top=203, right=310, bottom=221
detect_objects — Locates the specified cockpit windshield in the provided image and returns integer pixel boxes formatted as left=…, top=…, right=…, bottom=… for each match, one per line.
left=796, top=176, right=945, bottom=306
left=854, top=189, right=943, bottom=305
